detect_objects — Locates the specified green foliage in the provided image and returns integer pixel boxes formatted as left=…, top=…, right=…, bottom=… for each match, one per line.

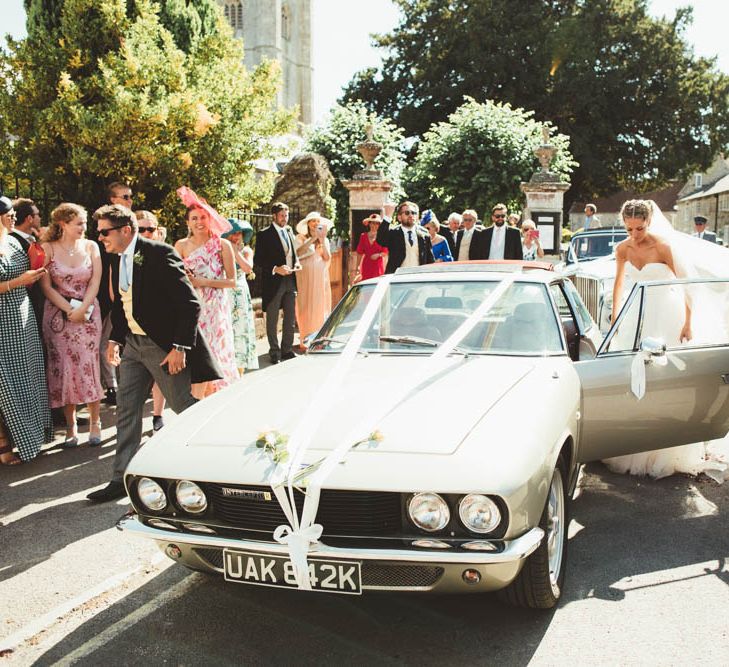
left=157, top=0, right=220, bottom=53
left=405, top=98, right=576, bottom=215
left=1, top=0, right=294, bottom=236
left=342, top=0, right=729, bottom=200
left=305, top=101, right=408, bottom=237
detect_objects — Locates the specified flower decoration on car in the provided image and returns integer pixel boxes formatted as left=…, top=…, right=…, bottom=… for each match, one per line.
left=255, top=429, right=289, bottom=464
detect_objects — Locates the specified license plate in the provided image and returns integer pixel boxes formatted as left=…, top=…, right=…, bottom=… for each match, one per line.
left=223, top=550, right=362, bottom=595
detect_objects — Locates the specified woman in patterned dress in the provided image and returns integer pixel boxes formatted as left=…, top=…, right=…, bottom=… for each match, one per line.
left=222, top=219, right=259, bottom=374
left=175, top=204, right=239, bottom=398
left=40, top=203, right=104, bottom=447
left=0, top=197, right=53, bottom=465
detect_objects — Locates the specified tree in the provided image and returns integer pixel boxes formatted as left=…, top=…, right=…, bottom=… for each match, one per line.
left=157, top=0, right=220, bottom=53
left=342, top=0, right=729, bottom=200
left=405, top=98, right=576, bottom=215
left=2, top=0, right=294, bottom=234
left=304, top=101, right=408, bottom=236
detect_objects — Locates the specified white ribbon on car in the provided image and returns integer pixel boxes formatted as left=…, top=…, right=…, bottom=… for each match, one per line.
left=267, top=275, right=516, bottom=589
left=630, top=348, right=668, bottom=400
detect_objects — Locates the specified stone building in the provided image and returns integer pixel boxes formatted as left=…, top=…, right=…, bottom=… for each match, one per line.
left=675, top=154, right=729, bottom=238
left=218, top=0, right=313, bottom=127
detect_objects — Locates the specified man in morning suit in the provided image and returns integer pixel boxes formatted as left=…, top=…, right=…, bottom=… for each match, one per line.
left=455, top=209, right=487, bottom=261
left=377, top=201, right=435, bottom=273
left=483, top=203, right=523, bottom=260
left=254, top=202, right=301, bottom=364
left=442, top=212, right=462, bottom=257
left=692, top=215, right=717, bottom=243
left=87, top=205, right=220, bottom=502
left=10, top=198, right=44, bottom=322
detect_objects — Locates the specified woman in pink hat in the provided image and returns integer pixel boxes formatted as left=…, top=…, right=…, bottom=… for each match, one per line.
left=294, top=211, right=333, bottom=349
left=174, top=188, right=239, bottom=397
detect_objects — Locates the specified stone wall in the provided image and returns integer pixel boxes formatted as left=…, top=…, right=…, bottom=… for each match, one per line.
left=272, top=152, right=335, bottom=218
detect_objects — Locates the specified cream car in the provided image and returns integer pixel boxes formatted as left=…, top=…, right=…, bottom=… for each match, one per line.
left=118, top=264, right=729, bottom=609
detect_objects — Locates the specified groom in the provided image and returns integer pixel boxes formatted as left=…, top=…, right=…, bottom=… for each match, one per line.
left=87, top=205, right=221, bottom=502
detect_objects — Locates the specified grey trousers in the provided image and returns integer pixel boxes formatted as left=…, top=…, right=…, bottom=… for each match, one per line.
left=112, top=334, right=197, bottom=482
left=265, top=275, right=296, bottom=356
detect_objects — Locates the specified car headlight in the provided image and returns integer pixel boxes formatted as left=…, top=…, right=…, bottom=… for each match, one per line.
left=458, top=494, right=501, bottom=534
left=176, top=480, right=208, bottom=514
left=137, top=477, right=167, bottom=512
left=408, top=493, right=450, bottom=532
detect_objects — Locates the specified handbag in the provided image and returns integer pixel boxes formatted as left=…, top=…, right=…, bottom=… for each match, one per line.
left=28, top=241, right=45, bottom=270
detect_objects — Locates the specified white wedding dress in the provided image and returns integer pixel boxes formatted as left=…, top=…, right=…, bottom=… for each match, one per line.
left=604, top=261, right=729, bottom=480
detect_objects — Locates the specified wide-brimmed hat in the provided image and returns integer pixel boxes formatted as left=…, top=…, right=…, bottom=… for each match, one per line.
left=296, top=211, right=333, bottom=236
left=0, top=196, right=13, bottom=215
left=363, top=213, right=383, bottom=226
left=223, top=218, right=254, bottom=244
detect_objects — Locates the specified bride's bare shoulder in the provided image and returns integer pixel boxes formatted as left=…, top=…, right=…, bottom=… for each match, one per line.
left=615, top=239, right=629, bottom=258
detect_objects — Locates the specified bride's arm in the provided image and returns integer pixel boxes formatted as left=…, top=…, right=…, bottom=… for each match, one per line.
left=612, top=245, right=627, bottom=324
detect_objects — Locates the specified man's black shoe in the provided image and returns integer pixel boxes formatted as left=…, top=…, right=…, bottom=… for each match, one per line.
left=87, top=481, right=126, bottom=503
left=103, top=389, right=117, bottom=406
left=281, top=351, right=296, bottom=361
left=152, top=415, right=164, bottom=431
left=269, top=353, right=281, bottom=365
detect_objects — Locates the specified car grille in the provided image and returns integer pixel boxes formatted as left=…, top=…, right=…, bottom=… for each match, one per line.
left=573, top=274, right=600, bottom=322
left=204, top=483, right=402, bottom=537
left=193, top=548, right=443, bottom=589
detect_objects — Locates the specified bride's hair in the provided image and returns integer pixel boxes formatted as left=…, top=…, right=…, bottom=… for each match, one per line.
left=620, top=199, right=653, bottom=222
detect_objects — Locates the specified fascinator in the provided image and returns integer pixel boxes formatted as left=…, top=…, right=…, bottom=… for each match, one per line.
left=176, top=186, right=231, bottom=237
left=420, top=209, right=439, bottom=228
left=223, top=217, right=254, bottom=245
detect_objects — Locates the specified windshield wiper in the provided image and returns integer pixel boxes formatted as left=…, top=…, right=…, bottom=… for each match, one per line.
left=309, top=336, right=347, bottom=347
left=378, top=335, right=469, bottom=356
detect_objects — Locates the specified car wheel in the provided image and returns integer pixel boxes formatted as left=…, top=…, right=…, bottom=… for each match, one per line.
left=499, top=462, right=569, bottom=609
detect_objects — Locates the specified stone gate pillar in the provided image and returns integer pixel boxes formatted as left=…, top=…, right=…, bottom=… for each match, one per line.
left=521, top=127, right=570, bottom=256
left=341, top=127, right=394, bottom=288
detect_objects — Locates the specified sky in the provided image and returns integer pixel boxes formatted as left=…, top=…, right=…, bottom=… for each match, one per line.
left=2, top=0, right=728, bottom=123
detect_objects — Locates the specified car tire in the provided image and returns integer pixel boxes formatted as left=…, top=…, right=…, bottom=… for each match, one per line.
left=499, top=461, right=569, bottom=609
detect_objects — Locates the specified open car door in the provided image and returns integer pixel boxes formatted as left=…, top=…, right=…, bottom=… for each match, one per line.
left=574, top=278, right=729, bottom=462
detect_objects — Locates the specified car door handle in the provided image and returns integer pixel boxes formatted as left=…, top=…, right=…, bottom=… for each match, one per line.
left=722, top=374, right=729, bottom=385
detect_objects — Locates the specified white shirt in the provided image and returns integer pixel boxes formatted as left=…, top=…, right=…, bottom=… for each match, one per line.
left=458, top=228, right=474, bottom=261
left=489, top=225, right=506, bottom=260
left=275, top=224, right=294, bottom=269
left=401, top=226, right=419, bottom=268
left=14, top=229, right=35, bottom=243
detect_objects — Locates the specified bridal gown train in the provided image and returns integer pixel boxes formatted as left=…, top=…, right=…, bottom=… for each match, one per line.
left=603, top=262, right=729, bottom=481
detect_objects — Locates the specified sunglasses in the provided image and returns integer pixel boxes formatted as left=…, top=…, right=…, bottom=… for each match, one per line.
left=493, top=214, right=506, bottom=219
left=138, top=226, right=157, bottom=234
left=98, top=224, right=130, bottom=237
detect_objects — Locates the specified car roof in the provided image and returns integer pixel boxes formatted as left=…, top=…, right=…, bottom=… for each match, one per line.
left=571, top=228, right=626, bottom=237
left=358, top=261, right=559, bottom=285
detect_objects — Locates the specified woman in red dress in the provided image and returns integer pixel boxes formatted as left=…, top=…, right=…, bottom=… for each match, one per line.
left=354, top=214, right=388, bottom=281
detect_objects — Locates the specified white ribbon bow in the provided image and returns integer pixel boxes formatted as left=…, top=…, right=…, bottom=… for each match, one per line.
left=630, top=348, right=668, bottom=399
left=272, top=523, right=324, bottom=590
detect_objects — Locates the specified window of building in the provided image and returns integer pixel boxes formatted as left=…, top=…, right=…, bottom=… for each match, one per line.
left=225, top=2, right=243, bottom=30
left=281, top=4, right=291, bottom=40
left=694, top=173, right=703, bottom=189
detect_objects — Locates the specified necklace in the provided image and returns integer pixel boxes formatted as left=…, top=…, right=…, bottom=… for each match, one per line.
left=58, top=241, right=80, bottom=257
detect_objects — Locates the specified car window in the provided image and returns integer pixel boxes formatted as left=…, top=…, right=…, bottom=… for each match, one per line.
left=571, top=232, right=626, bottom=261
left=603, top=287, right=641, bottom=353
left=562, top=279, right=594, bottom=331
left=311, top=280, right=564, bottom=355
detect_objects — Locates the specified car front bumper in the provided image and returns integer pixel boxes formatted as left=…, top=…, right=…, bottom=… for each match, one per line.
left=118, top=515, right=544, bottom=593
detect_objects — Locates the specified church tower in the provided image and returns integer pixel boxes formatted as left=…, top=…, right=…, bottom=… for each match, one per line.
left=219, top=0, right=313, bottom=127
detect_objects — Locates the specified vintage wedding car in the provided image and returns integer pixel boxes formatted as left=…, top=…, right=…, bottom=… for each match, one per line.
left=119, top=262, right=729, bottom=608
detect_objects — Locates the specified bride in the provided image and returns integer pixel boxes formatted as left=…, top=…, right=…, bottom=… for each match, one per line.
left=604, top=199, right=729, bottom=480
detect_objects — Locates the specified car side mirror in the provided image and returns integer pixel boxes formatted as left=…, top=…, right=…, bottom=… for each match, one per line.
left=639, top=337, right=666, bottom=358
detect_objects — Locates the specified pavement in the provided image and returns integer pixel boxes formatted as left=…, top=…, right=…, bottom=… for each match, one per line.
left=1, top=335, right=728, bottom=665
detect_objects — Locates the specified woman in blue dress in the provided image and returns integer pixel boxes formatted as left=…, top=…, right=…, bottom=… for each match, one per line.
left=421, top=210, right=453, bottom=262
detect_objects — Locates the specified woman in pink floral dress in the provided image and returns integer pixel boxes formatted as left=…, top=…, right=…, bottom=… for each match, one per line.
left=40, top=203, right=104, bottom=447
left=175, top=202, right=238, bottom=398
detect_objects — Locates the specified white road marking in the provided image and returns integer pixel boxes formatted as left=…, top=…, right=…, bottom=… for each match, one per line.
left=53, top=574, right=201, bottom=666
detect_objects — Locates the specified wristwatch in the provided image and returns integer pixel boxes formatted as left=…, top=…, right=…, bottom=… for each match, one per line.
left=172, top=344, right=188, bottom=353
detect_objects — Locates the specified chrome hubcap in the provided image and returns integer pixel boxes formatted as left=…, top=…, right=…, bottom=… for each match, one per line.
left=546, top=469, right=565, bottom=590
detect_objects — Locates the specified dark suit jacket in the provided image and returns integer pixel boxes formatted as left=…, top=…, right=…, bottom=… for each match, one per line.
left=97, top=241, right=120, bottom=319
left=695, top=231, right=717, bottom=243
left=376, top=224, right=435, bottom=273
left=483, top=225, right=524, bottom=260
left=454, top=228, right=488, bottom=261
left=254, top=224, right=300, bottom=310
left=110, top=236, right=221, bottom=383
left=441, top=228, right=457, bottom=257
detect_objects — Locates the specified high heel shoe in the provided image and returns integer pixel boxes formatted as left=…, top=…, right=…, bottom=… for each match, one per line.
left=62, top=423, right=79, bottom=449
left=88, top=420, right=102, bottom=447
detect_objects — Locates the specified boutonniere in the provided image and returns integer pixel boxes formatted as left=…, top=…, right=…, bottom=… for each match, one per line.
left=133, top=253, right=144, bottom=268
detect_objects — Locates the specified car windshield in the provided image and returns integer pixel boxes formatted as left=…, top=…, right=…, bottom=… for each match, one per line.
left=570, top=231, right=626, bottom=262
left=310, top=280, right=564, bottom=355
